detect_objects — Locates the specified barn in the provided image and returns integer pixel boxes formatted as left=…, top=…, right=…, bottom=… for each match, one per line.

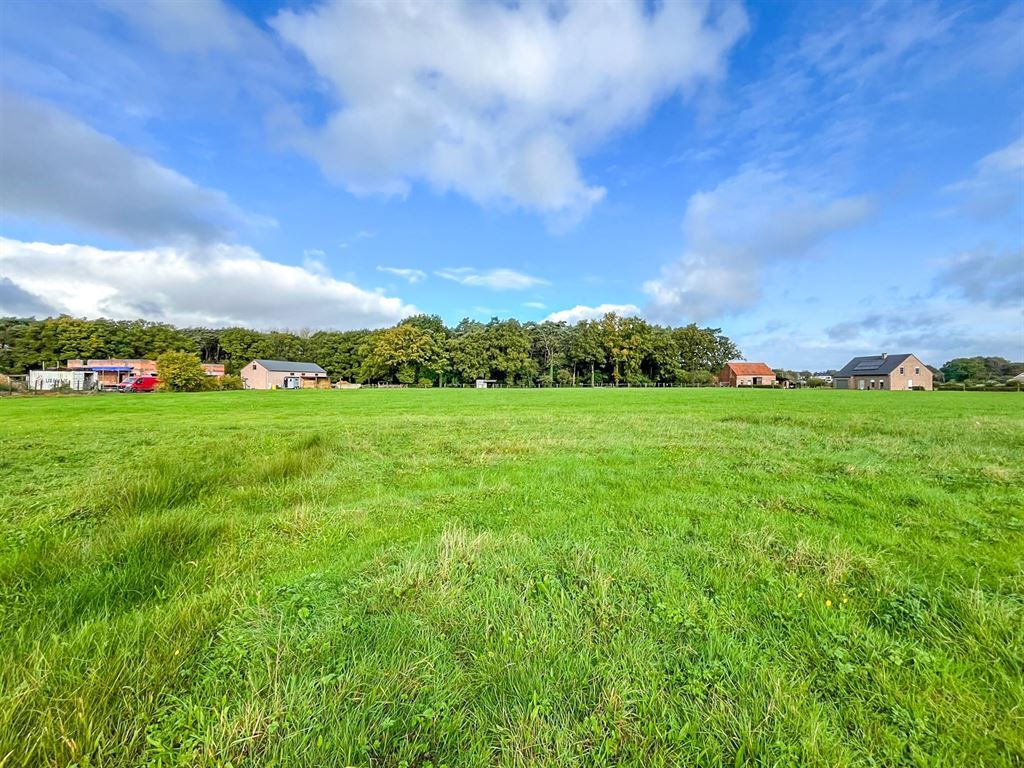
left=718, top=362, right=777, bottom=387
left=241, top=360, right=330, bottom=390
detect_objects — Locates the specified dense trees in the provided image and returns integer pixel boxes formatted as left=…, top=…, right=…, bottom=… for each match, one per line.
left=941, top=357, right=1023, bottom=383
left=0, top=313, right=747, bottom=386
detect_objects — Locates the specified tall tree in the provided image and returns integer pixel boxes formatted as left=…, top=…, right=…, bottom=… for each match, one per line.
left=360, top=324, right=443, bottom=384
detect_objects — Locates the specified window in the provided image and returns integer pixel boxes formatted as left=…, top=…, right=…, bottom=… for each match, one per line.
left=915, top=366, right=920, bottom=375
left=899, top=367, right=904, bottom=374
left=251, top=364, right=256, bottom=370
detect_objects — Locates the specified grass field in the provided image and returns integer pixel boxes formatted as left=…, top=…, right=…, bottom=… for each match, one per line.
left=0, top=389, right=1021, bottom=767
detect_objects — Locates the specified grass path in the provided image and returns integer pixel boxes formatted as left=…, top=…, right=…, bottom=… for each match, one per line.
left=1, top=389, right=1021, bottom=766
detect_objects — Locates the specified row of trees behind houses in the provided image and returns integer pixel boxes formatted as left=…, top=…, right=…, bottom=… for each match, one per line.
left=0, top=314, right=743, bottom=387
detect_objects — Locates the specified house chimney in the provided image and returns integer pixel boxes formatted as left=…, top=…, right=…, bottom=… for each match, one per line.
left=881, top=353, right=887, bottom=360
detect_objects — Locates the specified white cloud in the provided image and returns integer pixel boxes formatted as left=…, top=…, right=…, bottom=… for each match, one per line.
left=377, top=266, right=426, bottom=284
left=436, top=267, right=547, bottom=291
left=933, top=246, right=1023, bottom=308
left=339, top=230, right=376, bottom=249
left=302, top=249, right=328, bottom=274
left=270, top=0, right=747, bottom=223
left=0, top=237, right=415, bottom=329
left=104, top=0, right=270, bottom=55
left=944, top=136, right=1024, bottom=221
left=0, top=92, right=269, bottom=244
left=545, top=303, right=641, bottom=323
left=643, top=166, right=874, bottom=322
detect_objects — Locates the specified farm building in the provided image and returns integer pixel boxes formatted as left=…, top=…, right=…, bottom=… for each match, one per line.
left=719, top=362, right=777, bottom=387
left=241, top=360, right=330, bottom=390
left=832, top=354, right=933, bottom=390
left=66, top=358, right=225, bottom=389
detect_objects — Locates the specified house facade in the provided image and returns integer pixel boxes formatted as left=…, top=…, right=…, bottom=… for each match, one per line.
left=719, top=362, right=777, bottom=387
left=241, top=359, right=330, bottom=389
left=67, top=358, right=224, bottom=388
left=833, top=354, right=933, bottom=390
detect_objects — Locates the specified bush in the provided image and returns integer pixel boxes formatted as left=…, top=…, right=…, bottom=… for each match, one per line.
left=806, top=377, right=829, bottom=388
left=678, top=370, right=717, bottom=387
left=200, top=374, right=243, bottom=391
left=156, top=351, right=206, bottom=392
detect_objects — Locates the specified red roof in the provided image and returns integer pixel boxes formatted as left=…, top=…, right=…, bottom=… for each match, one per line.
left=724, top=362, right=775, bottom=376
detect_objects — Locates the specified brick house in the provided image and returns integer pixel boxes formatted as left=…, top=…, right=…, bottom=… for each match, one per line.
left=832, top=353, right=933, bottom=390
left=240, top=359, right=330, bottom=390
left=67, top=358, right=224, bottom=388
left=719, top=362, right=777, bottom=387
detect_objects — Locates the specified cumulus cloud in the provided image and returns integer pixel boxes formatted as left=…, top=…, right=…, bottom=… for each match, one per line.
left=945, top=136, right=1024, bottom=221
left=0, top=237, right=415, bottom=329
left=0, top=276, right=54, bottom=317
left=378, top=266, right=426, bottom=284
left=270, top=0, right=747, bottom=223
left=436, top=268, right=547, bottom=290
left=545, top=303, right=641, bottom=323
left=0, top=92, right=268, bottom=244
left=934, top=246, right=1023, bottom=308
left=643, top=167, right=874, bottom=322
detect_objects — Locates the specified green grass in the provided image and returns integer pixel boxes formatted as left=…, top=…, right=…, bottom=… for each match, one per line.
left=1, top=389, right=1021, bottom=767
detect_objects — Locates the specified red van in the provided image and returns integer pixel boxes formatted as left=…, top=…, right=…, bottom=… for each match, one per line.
left=118, top=376, right=159, bottom=392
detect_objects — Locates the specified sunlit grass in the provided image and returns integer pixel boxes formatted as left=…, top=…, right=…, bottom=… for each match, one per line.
left=1, top=388, right=1021, bottom=766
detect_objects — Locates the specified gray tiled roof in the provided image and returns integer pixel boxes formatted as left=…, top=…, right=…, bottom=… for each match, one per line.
left=253, top=359, right=327, bottom=374
left=835, top=354, right=913, bottom=377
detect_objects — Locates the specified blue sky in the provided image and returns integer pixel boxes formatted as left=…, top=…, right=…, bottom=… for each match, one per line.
left=0, top=0, right=1021, bottom=370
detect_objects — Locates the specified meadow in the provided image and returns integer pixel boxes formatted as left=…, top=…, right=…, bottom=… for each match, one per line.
left=0, top=388, right=1021, bottom=767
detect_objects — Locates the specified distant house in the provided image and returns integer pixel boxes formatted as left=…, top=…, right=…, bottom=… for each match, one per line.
left=475, top=379, right=497, bottom=389
left=241, top=359, right=329, bottom=390
left=833, top=353, right=933, bottom=390
left=719, top=362, right=777, bottom=387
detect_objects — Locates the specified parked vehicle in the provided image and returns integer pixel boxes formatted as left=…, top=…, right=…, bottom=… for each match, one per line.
left=118, top=376, right=159, bottom=392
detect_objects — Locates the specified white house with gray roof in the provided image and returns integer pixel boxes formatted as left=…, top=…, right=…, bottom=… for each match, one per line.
left=241, top=359, right=330, bottom=390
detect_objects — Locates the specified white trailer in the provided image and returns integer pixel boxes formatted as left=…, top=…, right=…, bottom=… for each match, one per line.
left=28, top=369, right=96, bottom=391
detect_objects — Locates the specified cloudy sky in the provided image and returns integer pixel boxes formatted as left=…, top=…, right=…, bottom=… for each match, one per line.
left=0, top=0, right=1021, bottom=369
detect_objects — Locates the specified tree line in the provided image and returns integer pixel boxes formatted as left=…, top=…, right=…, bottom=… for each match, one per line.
left=939, top=356, right=1023, bottom=384
left=0, top=314, right=742, bottom=386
